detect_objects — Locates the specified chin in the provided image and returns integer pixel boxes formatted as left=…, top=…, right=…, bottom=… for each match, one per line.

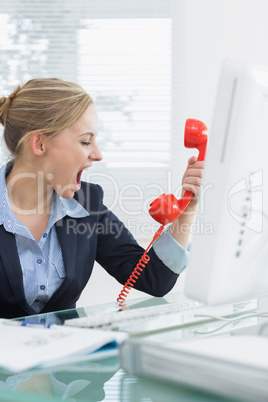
left=53, top=181, right=78, bottom=199
left=62, top=191, right=76, bottom=199
left=55, top=188, right=76, bottom=199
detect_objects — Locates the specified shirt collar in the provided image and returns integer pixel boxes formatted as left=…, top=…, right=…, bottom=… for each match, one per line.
left=0, top=163, right=89, bottom=234
left=59, top=195, right=89, bottom=219
left=0, top=163, right=16, bottom=233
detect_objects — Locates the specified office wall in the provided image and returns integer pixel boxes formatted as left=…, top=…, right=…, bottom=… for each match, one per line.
left=172, top=0, right=268, bottom=130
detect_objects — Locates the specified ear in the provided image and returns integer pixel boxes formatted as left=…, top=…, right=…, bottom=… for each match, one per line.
left=30, top=132, right=47, bottom=156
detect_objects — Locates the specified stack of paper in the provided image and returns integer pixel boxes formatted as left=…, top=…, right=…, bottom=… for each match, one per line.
left=120, top=335, right=268, bottom=401
left=0, top=320, right=126, bottom=373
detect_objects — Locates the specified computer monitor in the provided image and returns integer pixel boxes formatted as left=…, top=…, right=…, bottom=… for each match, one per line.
left=185, top=59, right=268, bottom=306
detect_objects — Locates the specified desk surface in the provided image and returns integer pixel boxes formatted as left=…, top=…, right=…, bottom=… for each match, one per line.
left=0, top=292, right=265, bottom=402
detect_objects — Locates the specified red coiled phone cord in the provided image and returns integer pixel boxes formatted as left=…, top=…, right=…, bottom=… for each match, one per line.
left=117, top=225, right=165, bottom=307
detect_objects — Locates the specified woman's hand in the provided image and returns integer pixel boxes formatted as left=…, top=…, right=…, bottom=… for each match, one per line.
left=169, top=155, right=205, bottom=248
left=181, top=155, right=205, bottom=211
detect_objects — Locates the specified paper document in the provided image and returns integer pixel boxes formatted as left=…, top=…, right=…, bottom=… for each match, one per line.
left=0, top=319, right=126, bottom=373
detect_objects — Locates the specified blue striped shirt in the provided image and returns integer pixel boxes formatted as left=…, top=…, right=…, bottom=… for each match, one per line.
left=0, top=163, right=89, bottom=313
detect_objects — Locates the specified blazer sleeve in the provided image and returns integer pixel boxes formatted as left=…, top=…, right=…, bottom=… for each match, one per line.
left=94, top=185, right=179, bottom=297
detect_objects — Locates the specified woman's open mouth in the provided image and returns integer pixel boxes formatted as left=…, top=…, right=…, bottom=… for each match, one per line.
left=75, top=164, right=92, bottom=191
left=75, top=170, right=83, bottom=191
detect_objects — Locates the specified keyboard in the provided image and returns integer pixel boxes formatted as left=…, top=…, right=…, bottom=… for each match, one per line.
left=63, top=299, right=235, bottom=334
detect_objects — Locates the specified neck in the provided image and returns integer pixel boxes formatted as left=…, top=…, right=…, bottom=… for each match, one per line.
left=5, top=160, right=53, bottom=216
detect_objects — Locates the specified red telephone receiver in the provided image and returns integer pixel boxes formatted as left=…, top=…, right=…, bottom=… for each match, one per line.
left=148, top=119, right=208, bottom=225
left=117, top=119, right=208, bottom=306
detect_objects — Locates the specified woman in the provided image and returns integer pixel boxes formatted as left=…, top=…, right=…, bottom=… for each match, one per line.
left=0, top=78, right=204, bottom=318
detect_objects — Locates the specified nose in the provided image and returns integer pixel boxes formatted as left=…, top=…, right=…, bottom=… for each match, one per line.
left=89, top=143, right=103, bottom=162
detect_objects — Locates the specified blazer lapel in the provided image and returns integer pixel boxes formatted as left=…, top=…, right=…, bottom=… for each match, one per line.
left=56, top=218, right=78, bottom=280
left=0, top=226, right=34, bottom=314
left=43, top=218, right=78, bottom=310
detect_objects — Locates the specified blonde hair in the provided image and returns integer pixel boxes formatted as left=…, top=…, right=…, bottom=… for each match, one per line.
left=0, top=78, right=93, bottom=157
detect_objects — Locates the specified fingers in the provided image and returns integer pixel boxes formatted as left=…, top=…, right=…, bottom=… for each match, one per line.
left=187, top=160, right=204, bottom=169
left=187, top=155, right=197, bottom=166
left=182, top=159, right=205, bottom=197
left=182, top=180, right=201, bottom=197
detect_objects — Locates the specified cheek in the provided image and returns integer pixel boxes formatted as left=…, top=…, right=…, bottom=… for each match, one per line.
left=51, top=153, right=83, bottom=181
left=46, top=144, right=86, bottom=178
left=48, top=156, right=73, bottom=180
left=51, top=148, right=75, bottom=167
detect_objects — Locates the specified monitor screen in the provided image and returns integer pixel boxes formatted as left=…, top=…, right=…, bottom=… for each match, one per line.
left=185, top=59, right=268, bottom=306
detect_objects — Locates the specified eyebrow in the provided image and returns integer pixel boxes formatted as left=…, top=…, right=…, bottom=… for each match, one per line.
left=78, top=132, right=95, bottom=137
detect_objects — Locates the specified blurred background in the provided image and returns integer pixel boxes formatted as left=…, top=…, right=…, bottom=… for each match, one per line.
left=0, top=0, right=268, bottom=306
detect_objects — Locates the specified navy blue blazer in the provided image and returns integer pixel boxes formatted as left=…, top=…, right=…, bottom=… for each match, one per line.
left=0, top=182, right=179, bottom=318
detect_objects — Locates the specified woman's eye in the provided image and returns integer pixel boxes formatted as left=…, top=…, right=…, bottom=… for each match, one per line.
left=81, top=141, right=91, bottom=146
